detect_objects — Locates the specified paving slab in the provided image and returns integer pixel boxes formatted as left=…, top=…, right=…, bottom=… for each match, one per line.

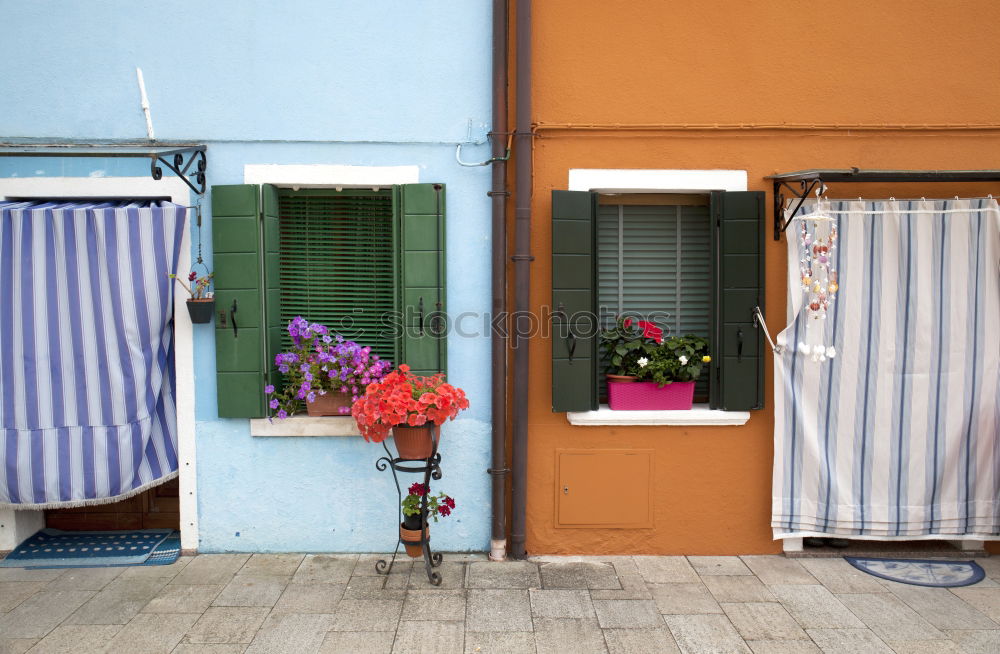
left=593, top=599, right=664, bottom=629
left=462, top=631, right=535, bottom=654
left=944, top=628, right=1000, bottom=654
left=291, top=555, right=358, bottom=585
left=244, top=612, right=336, bottom=654
left=688, top=556, right=753, bottom=577
left=885, top=638, right=965, bottom=653
left=836, top=592, right=947, bottom=642
left=44, top=566, right=123, bottom=591
left=796, top=558, right=885, bottom=594
left=183, top=607, right=270, bottom=644
left=118, top=555, right=192, bottom=580
left=529, top=589, right=595, bottom=619
left=540, top=561, right=621, bottom=589
left=143, top=583, right=225, bottom=613
left=533, top=618, right=608, bottom=654
left=319, top=630, right=395, bottom=654
left=64, top=575, right=168, bottom=625
left=271, top=583, right=345, bottom=614
left=702, top=576, right=775, bottom=603
left=804, top=628, right=894, bottom=654
left=171, top=645, right=249, bottom=654
left=602, top=627, right=680, bottom=654
left=392, top=620, right=464, bottom=654
left=768, top=584, right=863, bottom=629
left=103, top=612, right=199, bottom=654
left=466, top=561, right=540, bottom=589
left=746, top=639, right=821, bottom=653
left=173, top=555, right=251, bottom=586
left=329, top=598, right=403, bottom=632
left=342, top=575, right=406, bottom=600
left=0, top=638, right=36, bottom=654
left=237, top=554, right=304, bottom=577
left=0, top=568, right=64, bottom=583
left=407, top=561, right=464, bottom=589
left=212, top=575, right=288, bottom=608
left=401, top=589, right=466, bottom=621
left=352, top=554, right=410, bottom=577
left=890, top=584, right=998, bottom=630
left=633, top=556, right=700, bottom=584
left=949, top=587, right=1000, bottom=621
left=465, top=589, right=531, bottom=632
left=0, top=581, right=48, bottom=613
left=22, top=623, right=121, bottom=654
left=648, top=583, right=722, bottom=615
left=721, top=602, right=808, bottom=641
left=590, top=573, right=652, bottom=600
left=663, top=613, right=752, bottom=654
left=740, top=557, right=816, bottom=585
left=0, top=589, right=95, bottom=638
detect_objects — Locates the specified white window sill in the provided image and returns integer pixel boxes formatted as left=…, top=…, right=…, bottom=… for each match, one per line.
left=566, top=403, right=750, bottom=426
left=250, top=416, right=360, bottom=437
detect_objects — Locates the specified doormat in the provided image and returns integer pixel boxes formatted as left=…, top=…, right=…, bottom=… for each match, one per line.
left=845, top=556, right=986, bottom=587
left=0, top=528, right=174, bottom=568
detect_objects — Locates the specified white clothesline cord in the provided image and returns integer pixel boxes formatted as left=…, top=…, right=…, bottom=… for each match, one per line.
left=753, top=306, right=783, bottom=354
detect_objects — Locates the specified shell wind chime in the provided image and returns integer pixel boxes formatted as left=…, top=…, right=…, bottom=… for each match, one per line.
left=797, top=215, right=838, bottom=362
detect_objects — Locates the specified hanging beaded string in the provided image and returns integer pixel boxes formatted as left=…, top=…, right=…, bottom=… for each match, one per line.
left=798, top=218, right=838, bottom=321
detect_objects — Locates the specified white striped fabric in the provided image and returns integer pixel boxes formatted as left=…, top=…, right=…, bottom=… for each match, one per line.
left=773, top=199, right=1000, bottom=539
left=0, top=200, right=185, bottom=508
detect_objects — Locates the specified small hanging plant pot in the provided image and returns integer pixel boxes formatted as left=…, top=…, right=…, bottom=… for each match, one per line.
left=305, top=390, right=354, bottom=417
left=186, top=298, right=215, bottom=324
left=399, top=522, right=428, bottom=558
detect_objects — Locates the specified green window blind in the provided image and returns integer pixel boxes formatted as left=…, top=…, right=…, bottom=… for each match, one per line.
left=597, top=202, right=711, bottom=400
left=276, top=189, right=397, bottom=362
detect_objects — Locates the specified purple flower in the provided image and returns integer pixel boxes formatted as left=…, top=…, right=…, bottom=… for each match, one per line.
left=277, top=409, right=288, bottom=419
left=307, top=392, right=316, bottom=403
left=264, top=384, right=275, bottom=394
left=269, top=399, right=279, bottom=409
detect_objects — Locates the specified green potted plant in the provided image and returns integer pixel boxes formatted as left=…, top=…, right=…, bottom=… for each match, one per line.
left=601, top=317, right=710, bottom=410
left=351, top=364, right=470, bottom=459
left=399, top=482, right=455, bottom=557
left=265, top=317, right=392, bottom=417
left=169, top=270, right=214, bottom=323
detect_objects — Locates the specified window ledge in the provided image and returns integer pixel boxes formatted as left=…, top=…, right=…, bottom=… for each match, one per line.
left=250, top=416, right=360, bottom=437
left=566, top=404, right=750, bottom=427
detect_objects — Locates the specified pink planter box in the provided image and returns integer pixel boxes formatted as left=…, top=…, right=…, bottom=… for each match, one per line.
left=607, top=381, right=695, bottom=410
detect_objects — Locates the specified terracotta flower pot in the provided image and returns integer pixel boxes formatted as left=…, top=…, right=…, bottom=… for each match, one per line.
left=606, top=374, right=638, bottom=384
left=392, top=424, right=440, bottom=460
left=399, top=523, right=428, bottom=558
left=305, top=390, right=354, bottom=416
left=185, top=298, right=214, bottom=324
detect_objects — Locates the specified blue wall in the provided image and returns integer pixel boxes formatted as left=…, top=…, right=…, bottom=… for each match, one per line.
left=1, top=1, right=494, bottom=552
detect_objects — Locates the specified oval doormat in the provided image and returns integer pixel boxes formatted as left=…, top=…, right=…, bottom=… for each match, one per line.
left=845, top=556, right=986, bottom=587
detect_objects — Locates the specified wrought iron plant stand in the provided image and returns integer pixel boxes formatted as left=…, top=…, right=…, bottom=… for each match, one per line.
left=374, top=440, right=444, bottom=585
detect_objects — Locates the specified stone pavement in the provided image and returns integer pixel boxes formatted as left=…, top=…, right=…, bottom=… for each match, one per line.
left=0, top=552, right=998, bottom=653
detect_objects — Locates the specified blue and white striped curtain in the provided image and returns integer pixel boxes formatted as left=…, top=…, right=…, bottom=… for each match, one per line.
left=773, top=199, right=1000, bottom=539
left=0, top=200, right=185, bottom=508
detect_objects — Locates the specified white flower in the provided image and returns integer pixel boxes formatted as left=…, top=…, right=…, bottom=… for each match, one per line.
left=798, top=341, right=810, bottom=354
left=678, top=355, right=689, bottom=365
left=826, top=346, right=837, bottom=358
left=637, top=357, right=649, bottom=368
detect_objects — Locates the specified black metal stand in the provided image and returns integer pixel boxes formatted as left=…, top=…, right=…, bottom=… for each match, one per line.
left=374, top=441, right=444, bottom=585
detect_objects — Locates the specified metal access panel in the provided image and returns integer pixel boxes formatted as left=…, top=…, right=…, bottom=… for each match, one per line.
left=555, top=449, right=654, bottom=529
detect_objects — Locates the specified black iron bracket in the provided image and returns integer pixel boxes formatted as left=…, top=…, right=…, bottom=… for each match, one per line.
left=767, top=168, right=1000, bottom=241
left=151, top=147, right=207, bottom=195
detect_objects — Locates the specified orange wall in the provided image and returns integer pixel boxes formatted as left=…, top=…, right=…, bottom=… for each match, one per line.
left=523, top=0, right=1000, bottom=555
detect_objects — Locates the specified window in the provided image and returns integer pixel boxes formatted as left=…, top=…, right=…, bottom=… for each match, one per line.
left=212, top=183, right=446, bottom=418
left=596, top=195, right=712, bottom=402
left=551, top=189, right=765, bottom=413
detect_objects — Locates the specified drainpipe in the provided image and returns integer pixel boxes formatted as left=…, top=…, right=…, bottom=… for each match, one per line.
left=489, top=0, right=510, bottom=563
left=510, top=0, right=532, bottom=561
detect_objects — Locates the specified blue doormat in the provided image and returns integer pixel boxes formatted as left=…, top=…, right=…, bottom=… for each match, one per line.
left=845, top=556, right=986, bottom=587
left=0, top=528, right=176, bottom=569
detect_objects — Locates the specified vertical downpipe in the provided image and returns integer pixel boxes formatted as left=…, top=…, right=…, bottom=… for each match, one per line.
left=489, top=0, right=510, bottom=562
left=510, top=0, right=532, bottom=560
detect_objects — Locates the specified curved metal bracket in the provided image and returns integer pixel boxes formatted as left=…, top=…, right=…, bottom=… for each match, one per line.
left=151, top=147, right=207, bottom=195
left=455, top=132, right=512, bottom=167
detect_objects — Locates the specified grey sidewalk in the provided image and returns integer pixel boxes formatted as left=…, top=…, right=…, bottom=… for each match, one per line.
left=1, top=553, right=998, bottom=654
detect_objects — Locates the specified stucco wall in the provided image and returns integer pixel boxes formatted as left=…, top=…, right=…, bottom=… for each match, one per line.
left=0, top=0, right=494, bottom=552
left=525, top=0, right=1000, bottom=555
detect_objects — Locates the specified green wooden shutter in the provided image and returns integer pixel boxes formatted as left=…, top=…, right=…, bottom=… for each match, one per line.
left=551, top=190, right=598, bottom=412
left=212, top=184, right=268, bottom=418
left=275, top=189, right=396, bottom=362
left=710, top=191, right=765, bottom=411
left=397, top=183, right=446, bottom=377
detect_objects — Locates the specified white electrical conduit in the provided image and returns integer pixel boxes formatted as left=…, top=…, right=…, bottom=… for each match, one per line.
left=136, top=67, right=155, bottom=141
